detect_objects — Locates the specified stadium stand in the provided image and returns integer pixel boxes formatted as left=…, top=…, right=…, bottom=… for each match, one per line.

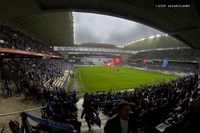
left=79, top=74, right=200, bottom=133
left=127, top=48, right=199, bottom=74
left=132, top=61, right=197, bottom=73
left=1, top=58, right=68, bottom=97
left=0, top=25, right=55, bottom=55
left=0, top=58, right=81, bottom=132
left=129, top=49, right=200, bottom=61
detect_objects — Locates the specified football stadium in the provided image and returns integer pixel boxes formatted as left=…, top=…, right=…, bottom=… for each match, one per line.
left=0, top=0, right=200, bottom=133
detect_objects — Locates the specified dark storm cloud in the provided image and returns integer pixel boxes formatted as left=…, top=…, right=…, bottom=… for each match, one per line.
left=74, top=12, right=163, bottom=46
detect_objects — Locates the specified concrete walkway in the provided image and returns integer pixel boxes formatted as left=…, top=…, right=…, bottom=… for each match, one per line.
left=76, top=98, right=109, bottom=133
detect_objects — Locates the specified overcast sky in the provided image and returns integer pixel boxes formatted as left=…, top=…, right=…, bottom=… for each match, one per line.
left=74, top=12, right=163, bottom=46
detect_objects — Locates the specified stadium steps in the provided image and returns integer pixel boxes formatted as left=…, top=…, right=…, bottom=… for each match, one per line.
left=43, top=78, right=52, bottom=87
left=52, top=77, right=59, bottom=86
left=51, top=71, right=70, bottom=88
left=54, top=77, right=62, bottom=87
left=42, top=71, right=70, bottom=88
left=77, top=98, right=109, bottom=133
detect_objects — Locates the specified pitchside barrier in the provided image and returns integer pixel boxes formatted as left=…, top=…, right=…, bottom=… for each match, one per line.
left=0, top=106, right=46, bottom=117
left=131, top=66, right=193, bottom=76
left=0, top=106, right=77, bottom=133
left=22, top=112, right=77, bottom=133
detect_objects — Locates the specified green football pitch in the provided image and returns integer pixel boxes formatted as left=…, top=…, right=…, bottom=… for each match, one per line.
left=72, top=66, right=179, bottom=92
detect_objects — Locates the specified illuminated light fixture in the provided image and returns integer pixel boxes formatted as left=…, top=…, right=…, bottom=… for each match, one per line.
left=0, top=39, right=5, bottom=43
left=123, top=34, right=166, bottom=47
left=1, top=53, right=5, bottom=56
left=149, top=36, right=154, bottom=39
left=156, top=35, right=161, bottom=37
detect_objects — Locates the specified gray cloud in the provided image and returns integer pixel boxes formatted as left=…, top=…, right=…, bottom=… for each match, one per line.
left=74, top=12, right=163, bottom=46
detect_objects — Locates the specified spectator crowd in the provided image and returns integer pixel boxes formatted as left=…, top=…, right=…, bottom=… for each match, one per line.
left=129, top=49, right=200, bottom=62
left=0, top=25, right=55, bottom=55
left=81, top=73, right=200, bottom=133
left=0, top=58, right=80, bottom=132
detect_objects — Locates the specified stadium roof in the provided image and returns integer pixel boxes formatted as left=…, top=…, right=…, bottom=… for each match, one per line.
left=124, top=35, right=189, bottom=50
left=78, top=43, right=117, bottom=48
left=0, top=0, right=199, bottom=48
left=0, top=1, right=74, bottom=46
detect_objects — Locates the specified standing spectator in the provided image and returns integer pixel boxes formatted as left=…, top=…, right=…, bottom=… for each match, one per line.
left=81, top=103, right=99, bottom=130
left=104, top=102, right=138, bottom=133
left=1, top=80, right=4, bottom=94
left=3, top=80, right=12, bottom=97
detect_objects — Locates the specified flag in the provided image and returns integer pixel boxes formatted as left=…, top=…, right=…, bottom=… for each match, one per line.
left=143, top=59, right=147, bottom=64
left=162, top=59, right=169, bottom=67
